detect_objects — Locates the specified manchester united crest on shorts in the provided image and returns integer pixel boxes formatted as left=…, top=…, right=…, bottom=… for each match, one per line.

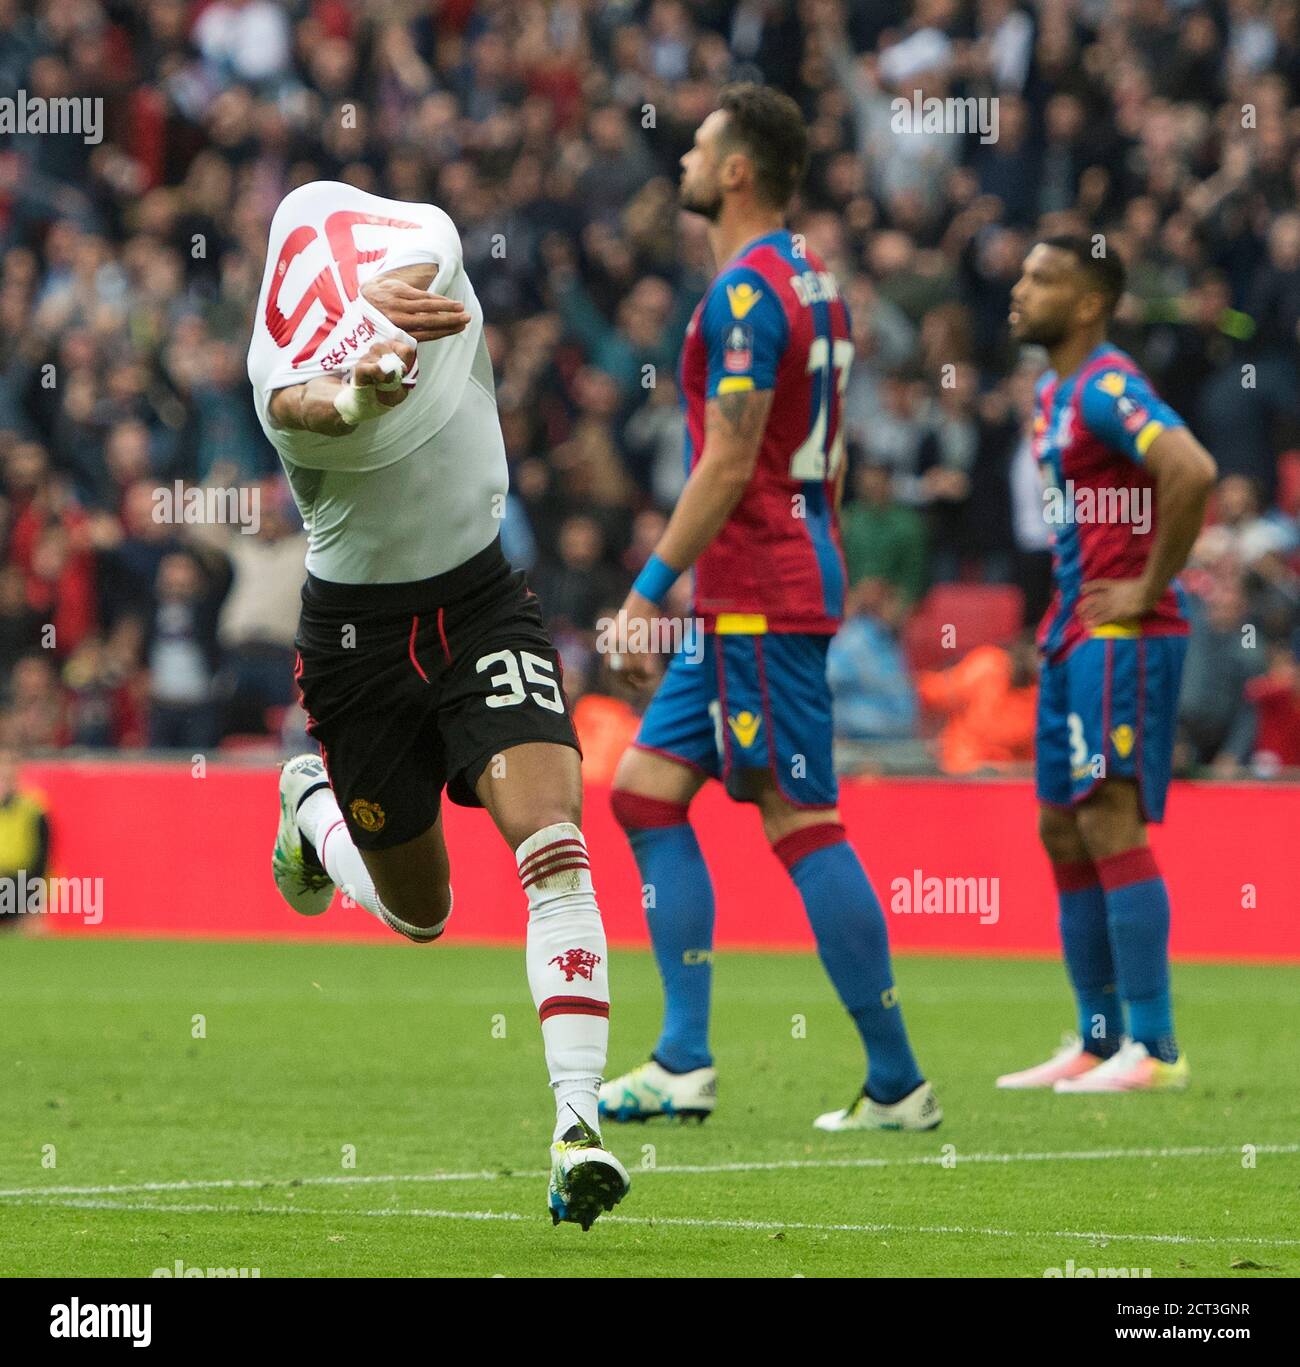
left=349, top=797, right=386, bottom=832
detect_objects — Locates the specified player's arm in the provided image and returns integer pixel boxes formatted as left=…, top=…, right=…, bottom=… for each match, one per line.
left=267, top=339, right=417, bottom=437
left=1077, top=377, right=1219, bottom=626
left=651, top=386, right=775, bottom=572
left=265, top=251, right=466, bottom=436
left=655, top=269, right=785, bottom=575
left=612, top=385, right=772, bottom=687
left=619, top=267, right=785, bottom=649
left=1127, top=427, right=1216, bottom=603
left=272, top=248, right=469, bottom=435
left=361, top=263, right=470, bottom=340
left=358, top=205, right=472, bottom=338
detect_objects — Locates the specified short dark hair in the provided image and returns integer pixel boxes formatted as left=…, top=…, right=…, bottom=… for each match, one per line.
left=1039, top=234, right=1127, bottom=314
left=717, top=82, right=809, bottom=208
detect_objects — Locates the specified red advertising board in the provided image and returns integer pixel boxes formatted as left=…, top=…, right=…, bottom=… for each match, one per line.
left=23, top=762, right=1299, bottom=960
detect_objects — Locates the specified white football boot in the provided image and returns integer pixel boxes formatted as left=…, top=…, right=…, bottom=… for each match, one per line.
left=995, top=1034, right=1109, bottom=1089
left=272, top=754, right=335, bottom=917
left=548, top=1113, right=631, bottom=1231
left=598, top=1059, right=717, bottom=1123
left=1053, top=1039, right=1189, bottom=1093
left=813, top=1080, right=942, bottom=1132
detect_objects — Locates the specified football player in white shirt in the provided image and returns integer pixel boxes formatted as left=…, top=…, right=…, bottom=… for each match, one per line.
left=248, top=181, right=628, bottom=1229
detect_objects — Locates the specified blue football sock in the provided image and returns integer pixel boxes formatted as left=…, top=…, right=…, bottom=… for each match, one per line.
left=1054, top=860, right=1124, bottom=1056
left=612, top=792, right=715, bottom=1073
left=776, top=825, right=923, bottom=1105
left=1099, top=847, right=1177, bottom=1063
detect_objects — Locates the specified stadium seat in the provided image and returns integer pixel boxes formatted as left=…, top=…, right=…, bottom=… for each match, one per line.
left=903, top=584, right=1025, bottom=672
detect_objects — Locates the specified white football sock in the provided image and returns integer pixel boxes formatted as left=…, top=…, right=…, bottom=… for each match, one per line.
left=297, top=787, right=448, bottom=943
left=517, top=822, right=609, bottom=1141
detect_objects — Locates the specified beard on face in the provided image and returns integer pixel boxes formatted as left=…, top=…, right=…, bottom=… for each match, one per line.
left=680, top=177, right=722, bottom=221
left=1013, top=312, right=1070, bottom=347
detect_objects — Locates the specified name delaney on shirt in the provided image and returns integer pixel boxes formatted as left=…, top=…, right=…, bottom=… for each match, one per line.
left=50, top=1299, right=150, bottom=1347
left=1043, top=480, right=1152, bottom=535
left=0, top=90, right=102, bottom=144
left=788, top=268, right=842, bottom=306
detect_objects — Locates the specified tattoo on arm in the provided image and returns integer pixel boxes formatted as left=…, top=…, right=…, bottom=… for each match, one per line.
left=708, top=388, right=773, bottom=440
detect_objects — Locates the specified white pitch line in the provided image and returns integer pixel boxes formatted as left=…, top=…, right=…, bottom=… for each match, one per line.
left=0, top=1142, right=1294, bottom=1202
left=6, top=1194, right=1300, bottom=1250
left=625, top=1142, right=1300, bottom=1175
left=0, top=1171, right=505, bottom=1199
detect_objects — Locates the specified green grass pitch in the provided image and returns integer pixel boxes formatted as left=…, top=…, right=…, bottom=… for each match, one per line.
left=1, top=938, right=1296, bottom=1278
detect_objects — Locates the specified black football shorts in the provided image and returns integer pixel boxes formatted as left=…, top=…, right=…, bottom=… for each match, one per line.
left=294, top=535, right=581, bottom=850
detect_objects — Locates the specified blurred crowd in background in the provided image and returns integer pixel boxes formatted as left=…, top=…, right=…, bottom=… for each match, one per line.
left=0, top=0, right=1298, bottom=780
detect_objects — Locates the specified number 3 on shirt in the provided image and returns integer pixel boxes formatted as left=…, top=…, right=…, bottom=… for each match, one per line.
left=789, top=337, right=854, bottom=481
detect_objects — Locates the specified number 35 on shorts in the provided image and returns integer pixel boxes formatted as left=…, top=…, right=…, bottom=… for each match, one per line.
left=477, top=649, right=565, bottom=712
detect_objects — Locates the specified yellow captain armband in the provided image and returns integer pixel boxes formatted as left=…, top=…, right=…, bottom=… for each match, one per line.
left=1135, top=421, right=1165, bottom=457
left=716, top=376, right=755, bottom=395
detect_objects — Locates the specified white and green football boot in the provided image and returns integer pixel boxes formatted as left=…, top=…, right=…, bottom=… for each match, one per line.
left=272, top=754, right=335, bottom=917
left=548, top=1113, right=630, bottom=1232
left=813, top=1080, right=942, bottom=1132
left=598, top=1059, right=716, bottom=1123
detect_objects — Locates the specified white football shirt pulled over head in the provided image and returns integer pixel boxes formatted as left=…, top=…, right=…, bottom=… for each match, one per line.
left=246, top=180, right=507, bottom=583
